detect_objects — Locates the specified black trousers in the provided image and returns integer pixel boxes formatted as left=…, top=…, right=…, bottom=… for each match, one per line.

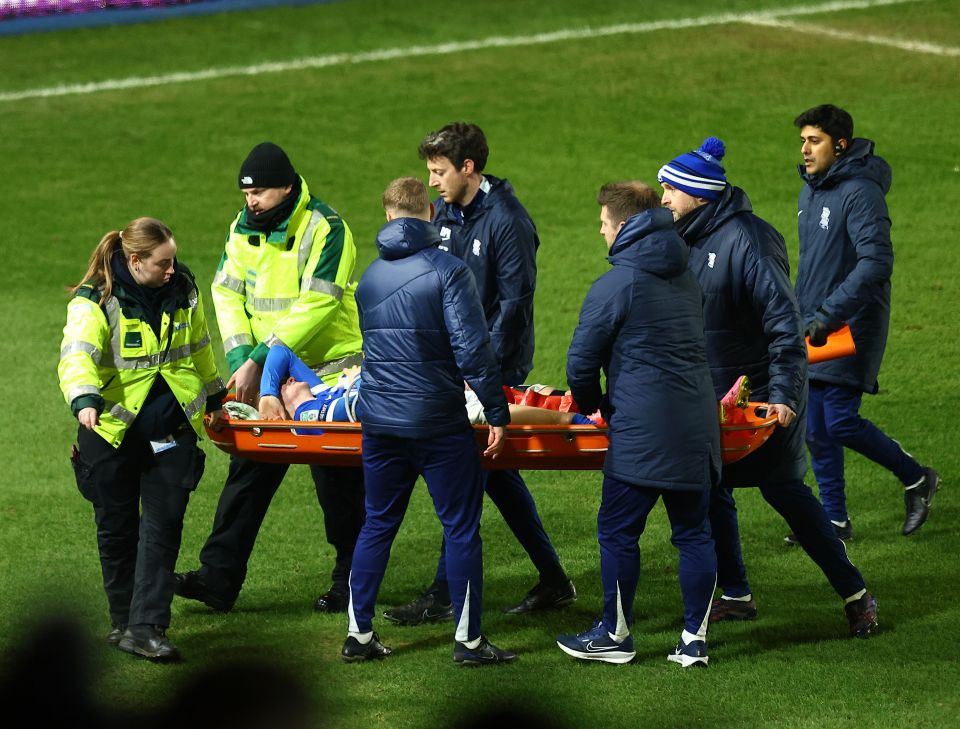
left=710, top=480, right=866, bottom=600
left=197, top=457, right=365, bottom=598
left=74, top=426, right=204, bottom=628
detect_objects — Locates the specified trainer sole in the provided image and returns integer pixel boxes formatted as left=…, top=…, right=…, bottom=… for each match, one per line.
left=667, top=653, right=709, bottom=668
left=556, top=641, right=635, bottom=664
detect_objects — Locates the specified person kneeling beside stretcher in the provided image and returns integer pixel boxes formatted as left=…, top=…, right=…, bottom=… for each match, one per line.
left=251, top=345, right=599, bottom=430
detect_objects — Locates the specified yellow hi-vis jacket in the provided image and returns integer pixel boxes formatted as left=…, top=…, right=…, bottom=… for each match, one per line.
left=58, top=266, right=225, bottom=448
left=212, top=177, right=363, bottom=386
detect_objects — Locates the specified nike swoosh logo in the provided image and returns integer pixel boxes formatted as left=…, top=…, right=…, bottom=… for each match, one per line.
left=585, top=641, right=614, bottom=652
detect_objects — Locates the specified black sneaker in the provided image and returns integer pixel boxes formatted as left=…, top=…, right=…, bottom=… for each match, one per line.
left=383, top=589, right=453, bottom=625
left=105, top=624, right=126, bottom=647
left=502, top=579, right=577, bottom=614
left=709, top=596, right=757, bottom=623
left=341, top=633, right=392, bottom=662
left=453, top=636, right=517, bottom=666
left=173, top=570, right=235, bottom=612
left=903, top=468, right=940, bottom=536
left=785, top=519, right=852, bottom=546
left=844, top=592, right=878, bottom=638
left=117, top=626, right=180, bottom=662
left=314, top=587, right=349, bottom=614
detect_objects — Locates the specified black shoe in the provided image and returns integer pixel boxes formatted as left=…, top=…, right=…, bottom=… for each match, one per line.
left=709, top=596, right=758, bottom=623
left=341, top=633, right=393, bottom=662
left=844, top=592, right=878, bottom=638
left=314, top=588, right=349, bottom=613
left=383, top=589, right=453, bottom=625
left=117, top=626, right=180, bottom=662
left=105, top=625, right=126, bottom=647
left=903, top=468, right=940, bottom=536
left=785, top=519, right=852, bottom=546
left=453, top=635, right=517, bottom=666
left=173, top=570, right=235, bottom=612
left=502, top=579, right=577, bottom=614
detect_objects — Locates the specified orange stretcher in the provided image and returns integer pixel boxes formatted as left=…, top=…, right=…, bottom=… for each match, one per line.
left=205, top=402, right=778, bottom=471
left=806, top=324, right=856, bottom=364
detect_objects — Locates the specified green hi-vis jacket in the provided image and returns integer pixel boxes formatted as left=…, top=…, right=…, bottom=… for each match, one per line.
left=58, top=267, right=225, bottom=448
left=212, top=177, right=363, bottom=385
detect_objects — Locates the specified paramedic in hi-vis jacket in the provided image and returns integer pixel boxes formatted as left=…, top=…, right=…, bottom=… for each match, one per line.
left=58, top=217, right=225, bottom=662
left=174, top=143, right=365, bottom=615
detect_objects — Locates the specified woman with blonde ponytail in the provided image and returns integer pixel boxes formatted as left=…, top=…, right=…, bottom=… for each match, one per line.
left=58, top=217, right=226, bottom=662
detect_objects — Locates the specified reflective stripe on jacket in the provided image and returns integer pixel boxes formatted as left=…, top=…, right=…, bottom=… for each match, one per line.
left=58, top=268, right=224, bottom=447
left=212, top=176, right=362, bottom=382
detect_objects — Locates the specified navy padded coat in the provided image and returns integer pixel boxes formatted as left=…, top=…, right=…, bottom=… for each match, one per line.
left=356, top=217, right=509, bottom=439
left=433, top=175, right=538, bottom=385
left=567, top=208, right=720, bottom=492
left=677, top=185, right=809, bottom=486
left=795, top=138, right=893, bottom=394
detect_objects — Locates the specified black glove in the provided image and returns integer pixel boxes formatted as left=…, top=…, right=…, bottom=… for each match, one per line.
left=805, top=318, right=831, bottom=347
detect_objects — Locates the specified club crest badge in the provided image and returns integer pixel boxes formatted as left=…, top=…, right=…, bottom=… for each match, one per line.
left=819, top=207, right=830, bottom=230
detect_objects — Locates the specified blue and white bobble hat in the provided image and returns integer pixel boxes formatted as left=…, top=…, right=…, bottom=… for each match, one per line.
left=657, top=137, right=728, bottom=201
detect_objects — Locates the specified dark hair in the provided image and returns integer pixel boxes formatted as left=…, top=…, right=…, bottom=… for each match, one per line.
left=418, top=122, right=489, bottom=171
left=382, top=176, right=430, bottom=216
left=597, top=181, right=661, bottom=225
left=794, top=104, right=854, bottom=141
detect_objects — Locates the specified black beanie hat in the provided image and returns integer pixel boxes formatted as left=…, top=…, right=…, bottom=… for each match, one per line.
left=238, top=142, right=297, bottom=189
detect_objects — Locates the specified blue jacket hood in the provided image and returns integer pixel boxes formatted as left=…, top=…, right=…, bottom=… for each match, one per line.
left=681, top=185, right=753, bottom=240
left=608, top=207, right=687, bottom=277
left=799, top=138, right=892, bottom=194
left=375, top=217, right=442, bottom=261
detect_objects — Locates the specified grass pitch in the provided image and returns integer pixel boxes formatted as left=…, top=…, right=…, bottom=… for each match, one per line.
left=1, top=1, right=958, bottom=727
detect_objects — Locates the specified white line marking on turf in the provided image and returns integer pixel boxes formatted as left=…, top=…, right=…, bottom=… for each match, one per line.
left=743, top=17, right=960, bottom=56
left=0, top=0, right=931, bottom=103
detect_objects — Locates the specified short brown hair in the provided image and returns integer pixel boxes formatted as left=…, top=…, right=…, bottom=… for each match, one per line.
left=382, top=176, right=430, bottom=216
left=597, top=182, right=661, bottom=225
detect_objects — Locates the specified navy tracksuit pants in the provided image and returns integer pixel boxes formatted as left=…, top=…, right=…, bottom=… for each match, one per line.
left=807, top=381, right=924, bottom=522
left=598, top=475, right=716, bottom=638
left=710, top=481, right=865, bottom=600
left=349, top=429, right=485, bottom=642
left=432, top=468, right=565, bottom=588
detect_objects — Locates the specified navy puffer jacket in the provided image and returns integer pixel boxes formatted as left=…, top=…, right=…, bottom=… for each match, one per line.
left=433, top=175, right=538, bottom=385
left=356, top=217, right=509, bottom=438
left=677, top=185, right=808, bottom=486
left=795, top=138, right=893, bottom=394
left=567, top=208, right=720, bottom=491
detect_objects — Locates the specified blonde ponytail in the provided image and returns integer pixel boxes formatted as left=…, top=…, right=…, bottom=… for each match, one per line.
left=69, top=217, right=174, bottom=304
left=71, top=231, right=120, bottom=304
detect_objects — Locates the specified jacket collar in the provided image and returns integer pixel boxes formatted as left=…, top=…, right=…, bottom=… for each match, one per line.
left=234, top=176, right=311, bottom=245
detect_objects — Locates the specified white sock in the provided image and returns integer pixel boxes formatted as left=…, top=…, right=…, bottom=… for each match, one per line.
left=462, top=636, right=482, bottom=650
left=844, top=589, right=867, bottom=605
left=681, top=629, right=703, bottom=645
left=721, top=593, right=752, bottom=602
left=347, top=630, right=372, bottom=644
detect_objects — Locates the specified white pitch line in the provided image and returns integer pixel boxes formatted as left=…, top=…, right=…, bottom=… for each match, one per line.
left=743, top=16, right=960, bottom=56
left=0, top=0, right=928, bottom=104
